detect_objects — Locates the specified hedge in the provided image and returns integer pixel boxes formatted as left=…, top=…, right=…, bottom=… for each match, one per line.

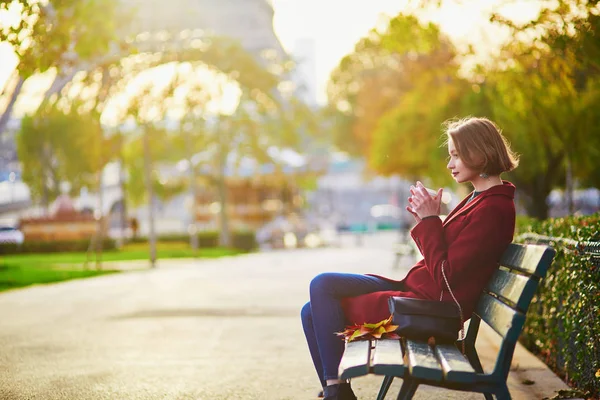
left=0, top=231, right=257, bottom=255
left=128, top=231, right=257, bottom=251
left=516, top=212, right=600, bottom=398
left=0, top=238, right=117, bottom=255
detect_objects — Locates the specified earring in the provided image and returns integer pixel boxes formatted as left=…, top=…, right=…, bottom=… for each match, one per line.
left=479, top=173, right=489, bottom=179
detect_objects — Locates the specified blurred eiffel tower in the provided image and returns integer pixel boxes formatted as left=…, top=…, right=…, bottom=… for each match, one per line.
left=124, top=0, right=286, bottom=59
left=0, top=0, right=287, bottom=174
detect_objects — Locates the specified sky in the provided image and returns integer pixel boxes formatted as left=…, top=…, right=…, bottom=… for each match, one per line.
left=0, top=0, right=542, bottom=110
left=271, top=0, right=542, bottom=104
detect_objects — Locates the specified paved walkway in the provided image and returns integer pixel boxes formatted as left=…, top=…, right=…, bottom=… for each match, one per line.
left=0, top=232, right=573, bottom=399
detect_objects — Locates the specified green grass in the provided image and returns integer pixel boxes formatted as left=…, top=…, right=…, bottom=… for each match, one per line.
left=0, top=242, right=245, bottom=293
left=0, top=261, right=118, bottom=291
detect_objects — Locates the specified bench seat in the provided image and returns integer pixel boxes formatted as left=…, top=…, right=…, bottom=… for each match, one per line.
left=338, top=243, right=556, bottom=400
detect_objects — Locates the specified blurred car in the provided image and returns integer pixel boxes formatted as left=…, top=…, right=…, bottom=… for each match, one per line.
left=256, top=214, right=322, bottom=249
left=0, top=226, right=24, bottom=244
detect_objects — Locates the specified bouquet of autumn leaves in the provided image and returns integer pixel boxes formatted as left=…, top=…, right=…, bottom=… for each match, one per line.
left=336, top=315, right=400, bottom=342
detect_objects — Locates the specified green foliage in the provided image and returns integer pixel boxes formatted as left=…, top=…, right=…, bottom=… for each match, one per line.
left=516, top=213, right=600, bottom=397
left=230, top=230, right=257, bottom=252
left=129, top=231, right=257, bottom=251
left=514, top=214, right=539, bottom=236
left=0, top=0, right=124, bottom=78
left=16, top=103, right=105, bottom=204
left=479, top=47, right=599, bottom=218
left=324, top=2, right=600, bottom=219
left=120, top=128, right=185, bottom=206
left=0, top=238, right=116, bottom=255
left=370, top=79, right=469, bottom=186
left=482, top=0, right=600, bottom=219
left=326, top=13, right=460, bottom=167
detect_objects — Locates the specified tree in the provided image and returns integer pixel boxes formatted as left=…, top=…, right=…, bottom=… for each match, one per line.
left=155, top=62, right=317, bottom=248
left=369, top=77, right=473, bottom=186
left=15, top=103, right=105, bottom=208
left=326, top=13, right=464, bottom=184
left=480, top=54, right=573, bottom=219
left=482, top=0, right=600, bottom=218
left=0, top=0, right=126, bottom=133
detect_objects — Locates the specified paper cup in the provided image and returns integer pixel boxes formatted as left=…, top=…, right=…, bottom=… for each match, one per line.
left=425, top=188, right=437, bottom=197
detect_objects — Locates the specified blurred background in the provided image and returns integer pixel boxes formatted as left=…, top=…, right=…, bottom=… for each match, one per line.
left=1, top=0, right=599, bottom=262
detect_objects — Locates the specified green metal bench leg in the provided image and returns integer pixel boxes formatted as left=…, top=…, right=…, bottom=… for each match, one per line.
left=376, top=376, right=394, bottom=400
left=494, top=384, right=511, bottom=400
left=396, top=378, right=419, bottom=400
left=465, top=346, right=484, bottom=373
left=463, top=347, right=493, bottom=400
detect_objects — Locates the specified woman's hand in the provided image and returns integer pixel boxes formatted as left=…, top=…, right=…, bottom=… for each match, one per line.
left=406, top=181, right=443, bottom=222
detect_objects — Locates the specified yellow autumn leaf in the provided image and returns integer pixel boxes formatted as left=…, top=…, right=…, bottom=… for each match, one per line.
left=372, top=326, right=387, bottom=339
left=339, top=315, right=399, bottom=342
left=349, top=330, right=364, bottom=342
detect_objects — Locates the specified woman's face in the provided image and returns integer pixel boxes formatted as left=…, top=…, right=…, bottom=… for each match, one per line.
left=447, top=138, right=479, bottom=184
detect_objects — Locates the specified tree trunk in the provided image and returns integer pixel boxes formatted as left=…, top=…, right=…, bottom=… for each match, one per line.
left=143, top=129, right=157, bottom=267
left=119, top=156, right=128, bottom=246
left=0, top=74, right=25, bottom=135
left=95, top=171, right=104, bottom=270
left=520, top=176, right=551, bottom=220
left=513, top=148, right=564, bottom=220
left=217, top=132, right=230, bottom=247
left=41, top=67, right=81, bottom=105
left=186, top=131, right=199, bottom=254
left=526, top=187, right=550, bottom=220
left=41, top=143, right=53, bottom=213
left=565, top=156, right=574, bottom=215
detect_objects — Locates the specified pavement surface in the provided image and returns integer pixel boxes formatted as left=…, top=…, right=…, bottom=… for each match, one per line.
left=0, top=232, right=574, bottom=399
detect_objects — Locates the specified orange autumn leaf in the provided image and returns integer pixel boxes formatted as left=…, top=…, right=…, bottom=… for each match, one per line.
left=336, top=315, right=399, bottom=342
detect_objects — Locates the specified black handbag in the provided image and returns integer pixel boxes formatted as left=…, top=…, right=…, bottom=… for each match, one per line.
left=388, top=297, right=461, bottom=343
left=388, top=261, right=465, bottom=347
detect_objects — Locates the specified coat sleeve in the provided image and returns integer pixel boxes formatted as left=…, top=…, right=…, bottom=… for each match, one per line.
left=410, top=203, right=514, bottom=293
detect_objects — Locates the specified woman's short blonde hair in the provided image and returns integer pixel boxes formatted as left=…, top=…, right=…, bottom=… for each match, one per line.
left=444, top=117, right=519, bottom=175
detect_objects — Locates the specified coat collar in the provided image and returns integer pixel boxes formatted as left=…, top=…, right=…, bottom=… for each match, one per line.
left=443, top=181, right=515, bottom=226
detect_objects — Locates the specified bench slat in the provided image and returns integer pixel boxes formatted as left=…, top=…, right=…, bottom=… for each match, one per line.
left=434, top=344, right=477, bottom=383
left=486, top=268, right=540, bottom=312
left=405, top=340, right=443, bottom=381
left=475, top=293, right=525, bottom=343
left=339, top=340, right=371, bottom=380
left=337, top=244, right=556, bottom=400
left=500, top=243, right=555, bottom=278
left=371, top=339, right=405, bottom=377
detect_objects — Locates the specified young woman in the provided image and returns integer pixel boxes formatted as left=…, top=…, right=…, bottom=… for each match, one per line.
left=301, top=117, right=520, bottom=400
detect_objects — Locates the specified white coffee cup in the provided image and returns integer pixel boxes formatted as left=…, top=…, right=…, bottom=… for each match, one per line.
left=424, top=187, right=437, bottom=197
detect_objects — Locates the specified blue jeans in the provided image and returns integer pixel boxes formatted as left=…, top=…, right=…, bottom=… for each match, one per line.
left=300, top=272, right=403, bottom=385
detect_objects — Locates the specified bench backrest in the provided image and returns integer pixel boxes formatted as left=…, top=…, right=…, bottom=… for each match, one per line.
left=467, top=243, right=555, bottom=379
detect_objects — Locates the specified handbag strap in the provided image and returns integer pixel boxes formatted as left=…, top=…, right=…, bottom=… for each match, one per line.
left=441, top=260, right=465, bottom=354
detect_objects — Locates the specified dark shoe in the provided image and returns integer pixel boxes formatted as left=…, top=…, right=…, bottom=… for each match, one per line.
left=317, top=389, right=324, bottom=398
left=323, top=384, right=340, bottom=400
left=323, top=382, right=357, bottom=400
left=339, top=382, right=357, bottom=400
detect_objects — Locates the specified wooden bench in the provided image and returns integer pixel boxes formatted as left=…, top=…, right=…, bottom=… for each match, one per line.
left=339, top=243, right=556, bottom=400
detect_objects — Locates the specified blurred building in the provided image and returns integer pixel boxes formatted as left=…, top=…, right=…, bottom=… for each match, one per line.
left=291, top=38, right=318, bottom=106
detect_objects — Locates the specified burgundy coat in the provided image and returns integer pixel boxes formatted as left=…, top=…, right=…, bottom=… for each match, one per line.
left=342, top=181, right=516, bottom=325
